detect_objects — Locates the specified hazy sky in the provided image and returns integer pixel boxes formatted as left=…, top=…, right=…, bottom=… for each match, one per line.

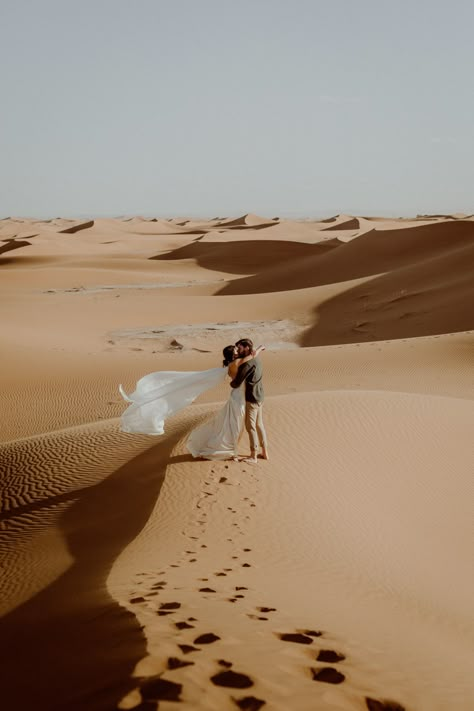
left=1, top=0, right=473, bottom=218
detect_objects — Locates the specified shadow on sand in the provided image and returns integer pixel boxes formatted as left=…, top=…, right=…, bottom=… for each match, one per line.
left=0, top=238, right=33, bottom=257
left=150, top=239, right=328, bottom=275
left=0, top=425, right=186, bottom=711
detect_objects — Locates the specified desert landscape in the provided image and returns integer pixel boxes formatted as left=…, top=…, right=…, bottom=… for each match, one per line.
left=0, top=212, right=473, bottom=711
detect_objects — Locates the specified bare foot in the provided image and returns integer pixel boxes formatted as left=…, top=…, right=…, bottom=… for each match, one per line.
left=241, top=457, right=258, bottom=465
left=259, top=449, right=269, bottom=461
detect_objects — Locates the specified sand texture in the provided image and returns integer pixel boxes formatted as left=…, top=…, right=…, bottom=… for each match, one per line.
left=1, top=213, right=473, bottom=711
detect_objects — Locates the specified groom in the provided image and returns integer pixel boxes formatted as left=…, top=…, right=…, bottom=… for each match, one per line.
left=230, top=338, right=268, bottom=463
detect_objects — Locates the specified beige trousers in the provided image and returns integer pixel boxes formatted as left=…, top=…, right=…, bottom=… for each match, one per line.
left=244, top=402, right=267, bottom=453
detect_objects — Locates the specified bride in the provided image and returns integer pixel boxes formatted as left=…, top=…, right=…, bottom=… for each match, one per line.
left=119, top=344, right=264, bottom=460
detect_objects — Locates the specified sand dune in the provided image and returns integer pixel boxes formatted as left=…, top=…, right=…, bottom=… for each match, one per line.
left=153, top=239, right=338, bottom=274
left=321, top=215, right=361, bottom=230
left=119, top=220, right=205, bottom=235
left=1, top=213, right=473, bottom=711
left=220, top=219, right=474, bottom=294
left=200, top=220, right=342, bottom=243
left=213, top=213, right=278, bottom=228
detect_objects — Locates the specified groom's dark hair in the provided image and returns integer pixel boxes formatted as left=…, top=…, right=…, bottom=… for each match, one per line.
left=235, top=338, right=253, bottom=351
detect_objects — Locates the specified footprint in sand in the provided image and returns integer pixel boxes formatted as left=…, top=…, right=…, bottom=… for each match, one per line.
left=232, top=697, right=266, bottom=711
left=140, top=676, right=182, bottom=702
left=158, top=603, right=180, bottom=616
left=311, top=667, right=345, bottom=684
left=178, top=644, right=200, bottom=654
left=278, top=632, right=314, bottom=644
left=167, top=657, right=194, bottom=670
left=194, top=633, right=220, bottom=644
left=301, top=629, right=323, bottom=637
left=210, top=669, right=254, bottom=689
left=365, top=700, right=406, bottom=711
left=316, top=649, right=345, bottom=663
left=175, top=621, right=194, bottom=630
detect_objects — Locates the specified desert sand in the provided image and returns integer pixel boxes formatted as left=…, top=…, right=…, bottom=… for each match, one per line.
left=0, top=213, right=473, bottom=711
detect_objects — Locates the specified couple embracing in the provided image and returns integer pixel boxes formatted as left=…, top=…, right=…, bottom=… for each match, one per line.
left=119, top=338, right=268, bottom=464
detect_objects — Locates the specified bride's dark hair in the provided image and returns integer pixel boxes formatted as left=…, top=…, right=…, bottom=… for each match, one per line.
left=222, top=345, right=235, bottom=367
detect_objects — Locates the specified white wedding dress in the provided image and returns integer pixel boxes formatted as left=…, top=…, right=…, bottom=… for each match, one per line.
left=119, top=367, right=227, bottom=435
left=119, top=366, right=245, bottom=460
left=186, top=381, right=245, bottom=460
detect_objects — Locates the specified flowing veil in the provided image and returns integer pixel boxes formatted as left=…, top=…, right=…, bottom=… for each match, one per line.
left=119, top=367, right=227, bottom=435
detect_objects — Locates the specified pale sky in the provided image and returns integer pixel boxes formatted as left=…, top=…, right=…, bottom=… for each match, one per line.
left=1, top=0, right=473, bottom=218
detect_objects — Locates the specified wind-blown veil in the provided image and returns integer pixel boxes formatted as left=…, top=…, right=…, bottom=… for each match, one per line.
left=119, top=367, right=227, bottom=435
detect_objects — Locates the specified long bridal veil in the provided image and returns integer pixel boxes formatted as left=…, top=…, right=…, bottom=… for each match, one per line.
left=119, top=367, right=227, bottom=435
